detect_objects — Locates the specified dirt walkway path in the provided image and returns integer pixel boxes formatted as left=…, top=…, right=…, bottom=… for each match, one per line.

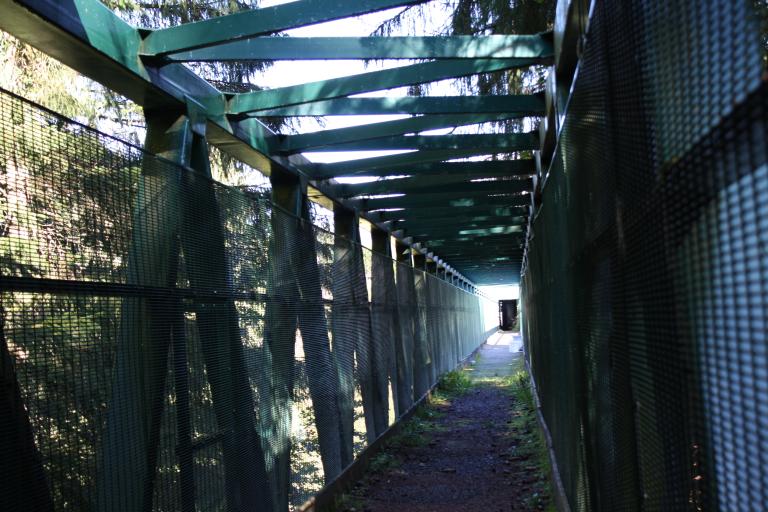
left=342, top=332, right=552, bottom=512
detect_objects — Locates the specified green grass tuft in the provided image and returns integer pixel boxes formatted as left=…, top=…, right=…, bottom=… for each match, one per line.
left=436, top=369, right=473, bottom=395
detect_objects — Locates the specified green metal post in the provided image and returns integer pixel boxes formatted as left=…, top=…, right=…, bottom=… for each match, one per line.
left=267, top=169, right=344, bottom=488
left=181, top=133, right=272, bottom=511
left=370, top=227, right=398, bottom=430
left=331, top=207, right=357, bottom=467
left=412, top=254, right=431, bottom=397
left=98, top=111, right=189, bottom=512
left=332, top=206, right=377, bottom=455
left=295, top=196, right=345, bottom=483
left=262, top=169, right=301, bottom=511
left=424, top=262, right=439, bottom=383
left=394, top=241, right=415, bottom=413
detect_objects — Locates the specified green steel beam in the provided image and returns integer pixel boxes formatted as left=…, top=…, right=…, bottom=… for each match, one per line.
left=319, top=159, right=536, bottom=179
left=407, top=224, right=525, bottom=238
left=247, top=95, right=544, bottom=116
left=164, top=34, right=554, bottom=61
left=0, top=0, right=226, bottom=115
left=141, top=0, right=427, bottom=55
left=230, top=59, right=540, bottom=114
left=0, top=0, right=512, bottom=287
left=311, top=150, right=484, bottom=178
left=334, top=175, right=530, bottom=197
left=352, top=192, right=529, bottom=210
left=278, top=113, right=520, bottom=154
left=440, top=251, right=523, bottom=260
left=391, top=215, right=527, bottom=230
left=286, top=132, right=538, bottom=154
left=425, top=234, right=525, bottom=247
left=371, top=205, right=528, bottom=222
left=334, top=177, right=531, bottom=198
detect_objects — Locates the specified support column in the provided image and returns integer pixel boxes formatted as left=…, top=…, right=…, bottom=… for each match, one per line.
left=266, top=169, right=343, bottom=494
left=98, top=111, right=190, bottom=512
left=394, top=241, right=415, bottom=414
left=370, top=227, right=399, bottom=425
left=331, top=207, right=358, bottom=467
left=332, top=206, right=378, bottom=452
left=412, top=254, right=432, bottom=395
left=181, top=133, right=272, bottom=512
left=296, top=196, right=344, bottom=482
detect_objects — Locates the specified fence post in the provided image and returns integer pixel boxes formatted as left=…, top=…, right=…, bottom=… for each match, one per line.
left=424, top=258, right=442, bottom=383
left=266, top=168, right=343, bottom=493
left=180, top=133, right=272, bottom=511
left=394, top=240, right=415, bottom=414
left=370, top=227, right=398, bottom=429
left=331, top=206, right=376, bottom=460
left=412, top=253, right=431, bottom=397
left=98, top=111, right=190, bottom=512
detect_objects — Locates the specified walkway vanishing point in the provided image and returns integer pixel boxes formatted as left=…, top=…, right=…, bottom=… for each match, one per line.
left=336, top=332, right=557, bottom=512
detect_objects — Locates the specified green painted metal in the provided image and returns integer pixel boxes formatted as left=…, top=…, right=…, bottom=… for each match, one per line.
left=334, top=174, right=529, bottom=197
left=426, top=237, right=524, bottom=249
left=230, top=59, right=541, bottom=114
left=353, top=192, right=530, bottom=210
left=2, top=0, right=535, bottom=288
left=98, top=112, right=191, bottom=512
left=391, top=215, right=527, bottom=230
left=319, top=159, right=536, bottom=179
left=247, top=95, right=544, bottom=116
left=164, top=34, right=554, bottom=61
left=427, top=232, right=525, bottom=242
left=0, top=0, right=226, bottom=114
left=336, top=177, right=531, bottom=198
left=311, top=150, right=483, bottom=178
left=408, top=224, right=525, bottom=238
left=141, top=0, right=427, bottom=55
left=285, top=132, right=538, bottom=154
left=372, top=205, right=528, bottom=222
left=278, top=113, right=520, bottom=154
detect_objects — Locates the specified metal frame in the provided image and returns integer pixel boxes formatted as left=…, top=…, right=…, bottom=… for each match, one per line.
left=0, top=0, right=548, bottom=285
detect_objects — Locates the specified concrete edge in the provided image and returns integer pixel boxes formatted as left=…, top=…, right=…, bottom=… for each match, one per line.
left=524, top=354, right=572, bottom=512
left=298, top=338, right=489, bottom=512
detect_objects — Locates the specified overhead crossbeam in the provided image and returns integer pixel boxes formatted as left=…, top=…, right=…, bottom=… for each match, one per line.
left=334, top=176, right=531, bottom=198
left=392, top=217, right=525, bottom=238
left=407, top=224, right=525, bottom=238
left=352, top=191, right=530, bottom=210
left=390, top=215, right=527, bottom=230
left=426, top=233, right=525, bottom=245
left=358, top=178, right=531, bottom=198
left=230, top=59, right=540, bottom=113
left=311, top=150, right=485, bottom=178
left=247, top=95, right=544, bottom=116
left=163, top=34, right=554, bottom=61
left=371, top=204, right=528, bottom=222
left=321, top=159, right=536, bottom=179
left=284, top=132, right=538, bottom=154
left=277, top=113, right=520, bottom=154
left=141, top=0, right=427, bottom=55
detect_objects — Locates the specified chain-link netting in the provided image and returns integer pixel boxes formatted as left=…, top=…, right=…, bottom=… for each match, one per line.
left=0, top=87, right=497, bottom=512
left=522, top=1, right=766, bottom=510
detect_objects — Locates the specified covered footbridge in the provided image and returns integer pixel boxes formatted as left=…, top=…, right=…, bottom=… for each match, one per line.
left=0, top=0, right=766, bottom=510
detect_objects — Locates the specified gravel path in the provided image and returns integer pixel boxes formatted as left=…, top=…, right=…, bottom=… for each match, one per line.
left=346, top=332, right=550, bottom=512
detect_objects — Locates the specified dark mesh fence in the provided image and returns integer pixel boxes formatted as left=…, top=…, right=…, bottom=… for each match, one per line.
left=0, top=87, right=496, bottom=512
left=522, top=1, right=766, bottom=510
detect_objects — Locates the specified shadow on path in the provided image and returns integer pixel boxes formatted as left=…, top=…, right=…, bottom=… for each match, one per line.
left=338, top=331, right=553, bottom=512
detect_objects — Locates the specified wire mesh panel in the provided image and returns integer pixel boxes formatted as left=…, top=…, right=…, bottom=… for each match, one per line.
left=0, top=87, right=496, bottom=512
left=522, top=0, right=766, bottom=510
